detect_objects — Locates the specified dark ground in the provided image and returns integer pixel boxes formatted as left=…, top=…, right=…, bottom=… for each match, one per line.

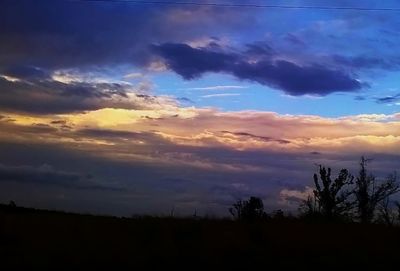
left=1, top=204, right=400, bottom=269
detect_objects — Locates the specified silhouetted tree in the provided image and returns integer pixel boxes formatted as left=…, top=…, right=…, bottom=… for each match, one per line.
left=229, top=196, right=267, bottom=221
left=272, top=209, right=285, bottom=220
left=353, top=157, right=399, bottom=223
left=299, top=196, right=322, bottom=219
left=376, top=197, right=396, bottom=226
left=309, top=166, right=354, bottom=219
left=229, top=199, right=244, bottom=220
left=395, top=202, right=400, bottom=223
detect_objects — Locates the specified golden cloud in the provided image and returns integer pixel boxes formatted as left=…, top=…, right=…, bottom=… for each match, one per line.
left=1, top=106, right=400, bottom=170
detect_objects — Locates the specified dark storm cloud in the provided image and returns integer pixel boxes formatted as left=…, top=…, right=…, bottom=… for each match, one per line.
left=60, top=82, right=128, bottom=98
left=0, top=76, right=157, bottom=114
left=0, top=0, right=253, bottom=115
left=233, top=60, right=363, bottom=96
left=152, top=43, right=363, bottom=96
left=0, top=163, right=119, bottom=191
left=245, top=42, right=275, bottom=56
left=2, top=65, right=50, bottom=80
left=0, top=0, right=253, bottom=70
left=151, top=43, right=237, bottom=80
left=0, top=0, right=161, bottom=69
left=0, top=0, right=383, bottom=98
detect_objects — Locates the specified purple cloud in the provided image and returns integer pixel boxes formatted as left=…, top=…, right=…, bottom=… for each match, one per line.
left=152, top=43, right=363, bottom=96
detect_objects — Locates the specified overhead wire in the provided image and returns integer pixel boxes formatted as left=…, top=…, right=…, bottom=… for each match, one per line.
left=55, top=0, right=400, bottom=12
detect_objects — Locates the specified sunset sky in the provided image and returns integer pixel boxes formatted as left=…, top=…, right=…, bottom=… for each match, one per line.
left=1, top=0, right=399, bottom=216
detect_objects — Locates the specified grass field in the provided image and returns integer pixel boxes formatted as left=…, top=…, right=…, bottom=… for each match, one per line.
left=1, top=204, right=400, bottom=269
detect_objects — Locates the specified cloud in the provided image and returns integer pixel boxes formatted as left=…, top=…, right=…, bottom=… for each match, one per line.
left=201, top=93, right=241, bottom=98
left=77, top=128, right=148, bottom=140
left=123, top=73, right=144, bottom=80
left=0, top=163, right=119, bottom=191
left=0, top=0, right=255, bottom=71
left=0, top=71, right=177, bottom=114
left=151, top=43, right=237, bottom=80
left=0, top=1, right=165, bottom=69
left=74, top=128, right=169, bottom=146
left=2, top=65, right=50, bottom=80
left=3, top=106, right=400, bottom=158
left=176, top=97, right=195, bottom=104
left=245, top=42, right=275, bottom=56
left=186, top=85, right=247, bottom=91
left=152, top=42, right=363, bottom=96
left=284, top=33, right=306, bottom=46
left=279, top=186, right=314, bottom=205
left=354, top=95, right=367, bottom=101
left=375, top=93, right=400, bottom=104
left=332, top=55, right=400, bottom=70
left=1, top=1, right=397, bottom=99
left=2, top=1, right=400, bottom=215
left=234, top=60, right=363, bottom=96
left=1, top=108, right=400, bottom=215
left=220, top=131, right=290, bottom=144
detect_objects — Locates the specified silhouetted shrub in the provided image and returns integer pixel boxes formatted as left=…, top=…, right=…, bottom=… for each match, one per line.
left=229, top=196, right=268, bottom=222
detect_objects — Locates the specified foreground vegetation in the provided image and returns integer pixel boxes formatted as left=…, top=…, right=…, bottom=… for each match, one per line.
left=1, top=203, right=400, bottom=269
left=1, top=156, right=399, bottom=268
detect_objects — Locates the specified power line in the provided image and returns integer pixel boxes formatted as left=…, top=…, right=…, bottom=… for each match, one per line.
left=63, top=0, right=400, bottom=12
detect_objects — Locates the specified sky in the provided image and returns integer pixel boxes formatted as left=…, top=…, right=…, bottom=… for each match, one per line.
left=0, top=0, right=400, bottom=216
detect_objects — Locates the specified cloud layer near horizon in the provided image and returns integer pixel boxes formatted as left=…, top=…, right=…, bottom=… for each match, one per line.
left=1, top=102, right=399, bottom=215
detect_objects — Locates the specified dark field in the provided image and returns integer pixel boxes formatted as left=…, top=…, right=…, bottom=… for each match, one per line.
left=1, top=204, right=400, bottom=269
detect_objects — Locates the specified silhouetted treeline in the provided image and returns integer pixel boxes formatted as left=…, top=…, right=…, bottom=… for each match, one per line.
left=2, top=201, right=400, bottom=269
left=230, top=157, right=400, bottom=225
left=2, top=156, right=400, bottom=268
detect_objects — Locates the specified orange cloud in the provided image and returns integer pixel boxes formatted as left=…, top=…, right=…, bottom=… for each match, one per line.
left=1, top=106, right=400, bottom=169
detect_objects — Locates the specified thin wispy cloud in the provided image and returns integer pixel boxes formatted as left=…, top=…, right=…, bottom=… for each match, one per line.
left=375, top=93, right=400, bottom=104
left=123, top=72, right=144, bottom=79
left=187, top=85, right=248, bottom=91
left=201, top=93, right=241, bottom=98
